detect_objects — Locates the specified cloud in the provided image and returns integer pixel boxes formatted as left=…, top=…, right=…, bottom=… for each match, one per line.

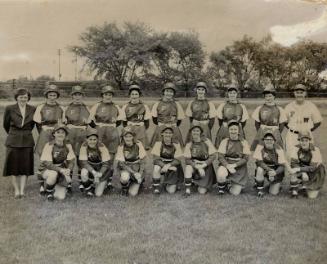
left=0, top=53, right=30, bottom=62
left=270, top=6, right=327, bottom=46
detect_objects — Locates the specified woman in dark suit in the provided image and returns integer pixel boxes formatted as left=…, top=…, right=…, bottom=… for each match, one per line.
left=3, top=88, right=36, bottom=198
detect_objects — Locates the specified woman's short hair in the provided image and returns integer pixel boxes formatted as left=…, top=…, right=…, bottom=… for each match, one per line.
left=14, top=88, right=31, bottom=101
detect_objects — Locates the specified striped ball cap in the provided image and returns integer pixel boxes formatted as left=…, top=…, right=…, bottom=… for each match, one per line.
left=298, top=130, right=312, bottom=140
left=44, top=84, right=60, bottom=97
left=293, top=84, right=307, bottom=91
left=122, top=126, right=135, bottom=137
left=52, top=124, right=68, bottom=135
left=101, top=85, right=115, bottom=95
left=196, top=81, right=207, bottom=90
left=162, top=82, right=176, bottom=93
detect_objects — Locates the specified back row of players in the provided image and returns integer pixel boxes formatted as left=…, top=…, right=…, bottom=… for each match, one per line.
left=28, top=81, right=326, bottom=200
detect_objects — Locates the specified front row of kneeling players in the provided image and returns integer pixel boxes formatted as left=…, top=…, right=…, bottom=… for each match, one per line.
left=39, top=120, right=325, bottom=201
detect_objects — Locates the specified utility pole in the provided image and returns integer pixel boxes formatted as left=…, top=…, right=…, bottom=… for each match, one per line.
left=74, top=53, right=78, bottom=81
left=58, top=49, right=62, bottom=80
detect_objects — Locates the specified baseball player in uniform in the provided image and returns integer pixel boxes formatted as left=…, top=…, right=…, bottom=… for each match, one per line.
left=78, top=128, right=112, bottom=197
left=33, top=84, right=65, bottom=195
left=216, top=120, right=251, bottom=196
left=115, top=126, right=147, bottom=196
left=253, top=130, right=288, bottom=197
left=185, top=81, right=216, bottom=142
left=150, top=82, right=185, bottom=147
left=284, top=83, right=322, bottom=157
left=183, top=125, right=217, bottom=196
left=151, top=127, right=184, bottom=194
left=88, top=85, right=122, bottom=156
left=289, top=130, right=325, bottom=199
left=39, top=124, right=75, bottom=201
left=215, top=85, right=249, bottom=148
left=120, top=84, right=151, bottom=150
left=251, top=85, right=287, bottom=151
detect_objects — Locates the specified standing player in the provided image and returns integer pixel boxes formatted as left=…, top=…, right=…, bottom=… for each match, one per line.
left=120, top=84, right=151, bottom=150
left=79, top=128, right=112, bottom=197
left=251, top=85, right=287, bottom=151
left=88, top=85, right=122, bottom=157
left=150, top=82, right=185, bottom=147
left=185, top=81, right=216, bottom=142
left=289, top=130, right=325, bottom=199
left=39, top=124, right=75, bottom=201
left=116, top=127, right=147, bottom=196
left=284, top=83, right=322, bottom=157
left=183, top=125, right=217, bottom=196
left=65, top=85, right=90, bottom=191
left=253, top=130, right=288, bottom=197
left=216, top=120, right=251, bottom=196
left=215, top=84, right=249, bottom=148
left=33, top=84, right=65, bottom=195
left=151, top=127, right=184, bottom=194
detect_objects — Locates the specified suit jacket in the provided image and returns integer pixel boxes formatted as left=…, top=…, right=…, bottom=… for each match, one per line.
left=3, top=103, right=36, bottom=147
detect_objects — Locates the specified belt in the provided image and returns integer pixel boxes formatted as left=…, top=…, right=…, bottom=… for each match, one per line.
left=127, top=121, right=144, bottom=126
left=288, top=128, right=299, bottom=134
left=96, top=123, right=116, bottom=127
left=42, top=125, right=55, bottom=131
left=67, top=124, right=87, bottom=129
left=192, top=119, right=209, bottom=125
left=161, top=158, right=174, bottom=162
left=158, top=122, right=177, bottom=127
left=260, top=124, right=279, bottom=130
left=125, top=160, right=140, bottom=165
left=226, top=157, right=241, bottom=161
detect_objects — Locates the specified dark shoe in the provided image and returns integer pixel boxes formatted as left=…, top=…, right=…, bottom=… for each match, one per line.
left=47, top=193, right=54, bottom=201
left=39, top=186, right=46, bottom=196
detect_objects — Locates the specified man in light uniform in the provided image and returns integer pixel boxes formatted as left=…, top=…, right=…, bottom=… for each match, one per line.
left=284, top=83, right=322, bottom=157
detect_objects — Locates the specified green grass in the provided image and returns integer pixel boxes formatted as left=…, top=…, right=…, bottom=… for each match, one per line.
left=0, top=99, right=327, bottom=264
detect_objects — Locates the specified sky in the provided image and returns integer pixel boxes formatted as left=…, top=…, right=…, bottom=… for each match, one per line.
left=0, top=0, right=326, bottom=81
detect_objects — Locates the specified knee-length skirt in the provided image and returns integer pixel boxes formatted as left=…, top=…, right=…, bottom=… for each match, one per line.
left=3, top=147, right=34, bottom=176
left=192, top=164, right=217, bottom=189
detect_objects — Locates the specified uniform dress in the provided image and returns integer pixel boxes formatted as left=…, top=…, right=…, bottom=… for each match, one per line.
left=151, top=99, right=185, bottom=147
left=151, top=140, right=184, bottom=185
left=184, top=138, right=217, bottom=189
left=290, top=144, right=325, bottom=191
left=120, top=101, right=151, bottom=149
left=88, top=101, right=122, bottom=155
left=115, top=141, right=147, bottom=186
left=284, top=100, right=322, bottom=156
left=215, top=101, right=249, bottom=148
left=217, top=138, right=251, bottom=187
left=33, top=102, right=65, bottom=156
left=65, top=102, right=90, bottom=154
left=251, top=104, right=287, bottom=151
left=39, top=141, right=75, bottom=185
left=185, top=98, right=216, bottom=141
left=253, top=144, right=287, bottom=183
left=79, top=142, right=112, bottom=183
left=3, top=103, right=36, bottom=176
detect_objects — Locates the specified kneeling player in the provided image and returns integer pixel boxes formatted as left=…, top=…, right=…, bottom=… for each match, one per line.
left=115, top=127, right=147, bottom=196
left=289, top=130, right=325, bottom=199
left=183, top=125, right=217, bottom=196
left=79, top=128, right=112, bottom=197
left=151, top=127, right=184, bottom=194
left=39, top=124, right=75, bottom=201
left=216, top=120, right=251, bottom=196
left=253, top=130, right=287, bottom=197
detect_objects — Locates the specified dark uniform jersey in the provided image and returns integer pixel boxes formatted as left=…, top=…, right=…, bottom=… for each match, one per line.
left=152, top=100, right=185, bottom=124
left=121, top=102, right=151, bottom=122
left=218, top=138, right=251, bottom=159
left=65, top=103, right=90, bottom=126
left=253, top=145, right=286, bottom=167
left=88, top=101, right=121, bottom=124
left=33, top=103, right=64, bottom=125
left=115, top=142, right=147, bottom=163
left=184, top=139, right=216, bottom=161
left=252, top=104, right=286, bottom=126
left=151, top=141, right=183, bottom=160
left=185, top=99, right=216, bottom=121
left=216, top=101, right=248, bottom=123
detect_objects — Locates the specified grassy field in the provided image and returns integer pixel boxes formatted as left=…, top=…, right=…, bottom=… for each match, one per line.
left=0, top=99, right=327, bottom=264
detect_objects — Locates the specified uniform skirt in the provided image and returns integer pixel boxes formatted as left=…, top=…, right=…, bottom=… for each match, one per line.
left=302, top=164, right=325, bottom=191
left=35, top=129, right=54, bottom=156
left=151, top=125, right=184, bottom=147
left=67, top=127, right=87, bottom=155
left=130, top=125, right=149, bottom=150
left=86, top=162, right=112, bottom=182
left=260, top=165, right=284, bottom=183
left=226, top=160, right=248, bottom=186
left=3, top=147, right=34, bottom=176
left=156, top=160, right=184, bottom=185
left=119, top=162, right=144, bottom=186
left=192, top=164, right=217, bottom=189
left=251, top=127, right=283, bottom=151
left=96, top=126, right=120, bottom=155
left=215, top=125, right=245, bottom=148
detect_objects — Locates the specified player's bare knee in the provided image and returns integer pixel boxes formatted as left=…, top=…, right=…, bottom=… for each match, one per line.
left=307, top=190, right=319, bottom=199
left=269, top=183, right=281, bottom=195
left=230, top=184, right=242, bottom=196
left=120, top=171, right=130, bottom=184
left=80, top=168, right=89, bottom=182
left=198, top=187, right=207, bottom=194
left=129, top=184, right=140, bottom=196
left=217, top=166, right=228, bottom=183
left=44, top=170, right=58, bottom=185
left=166, top=184, right=177, bottom=194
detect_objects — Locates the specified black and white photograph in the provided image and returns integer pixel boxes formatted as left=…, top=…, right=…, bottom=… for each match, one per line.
left=0, top=0, right=327, bottom=263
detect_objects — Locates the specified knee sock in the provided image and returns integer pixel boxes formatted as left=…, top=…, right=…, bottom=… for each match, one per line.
left=217, top=182, right=227, bottom=194
left=152, top=178, right=161, bottom=192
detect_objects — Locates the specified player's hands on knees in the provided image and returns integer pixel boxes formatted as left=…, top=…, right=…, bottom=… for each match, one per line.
left=289, top=168, right=300, bottom=174
left=168, top=166, right=177, bottom=172
left=302, top=173, right=309, bottom=182
left=198, top=168, right=205, bottom=178
left=134, top=172, right=142, bottom=184
left=226, top=164, right=236, bottom=174
left=268, top=170, right=276, bottom=181
left=161, top=164, right=171, bottom=173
